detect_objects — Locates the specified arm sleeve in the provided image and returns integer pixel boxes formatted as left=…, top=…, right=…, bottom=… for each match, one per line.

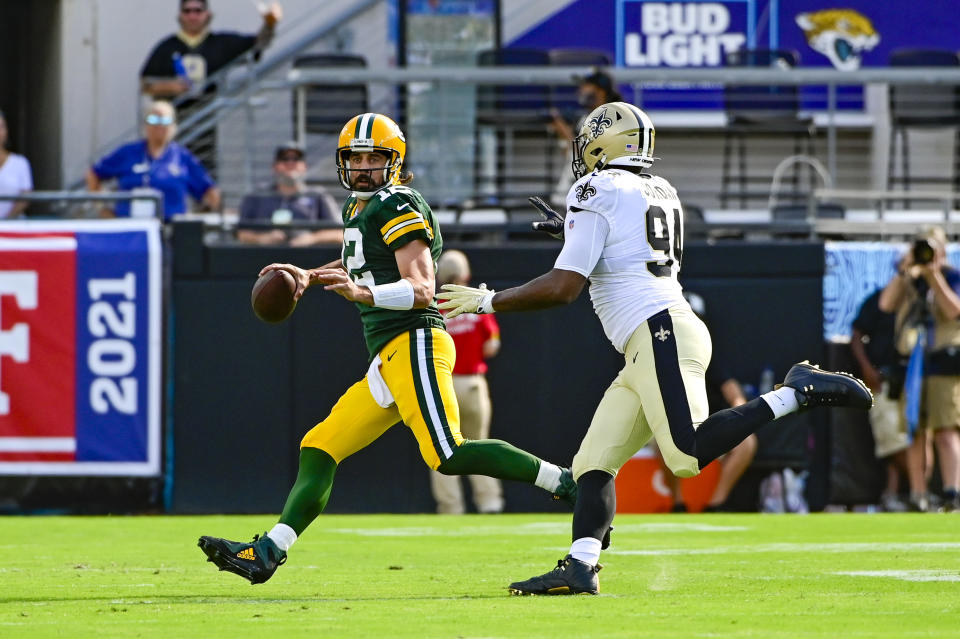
left=553, top=210, right=610, bottom=277
left=216, top=33, right=258, bottom=63
left=851, top=292, right=879, bottom=335
left=238, top=195, right=257, bottom=221
left=180, top=147, right=216, bottom=200
left=92, top=144, right=130, bottom=179
left=18, top=157, right=33, bottom=191
left=140, top=39, right=173, bottom=77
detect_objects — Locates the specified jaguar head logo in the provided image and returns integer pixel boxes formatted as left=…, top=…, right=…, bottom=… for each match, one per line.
left=575, top=181, right=597, bottom=203
left=796, top=9, right=879, bottom=71
left=588, top=108, right=613, bottom=138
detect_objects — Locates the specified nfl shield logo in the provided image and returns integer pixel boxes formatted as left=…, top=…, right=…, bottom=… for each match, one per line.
left=568, top=219, right=575, bottom=230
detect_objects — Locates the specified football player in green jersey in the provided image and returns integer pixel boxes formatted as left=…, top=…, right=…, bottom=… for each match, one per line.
left=198, top=112, right=577, bottom=586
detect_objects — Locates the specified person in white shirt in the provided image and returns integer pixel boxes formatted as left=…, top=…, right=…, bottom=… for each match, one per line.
left=0, top=110, right=33, bottom=219
left=438, top=101, right=874, bottom=595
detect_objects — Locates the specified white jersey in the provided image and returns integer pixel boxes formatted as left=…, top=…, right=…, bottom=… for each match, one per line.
left=554, top=169, right=687, bottom=353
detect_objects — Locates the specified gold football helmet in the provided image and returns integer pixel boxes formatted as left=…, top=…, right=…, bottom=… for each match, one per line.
left=336, top=113, right=406, bottom=193
left=572, top=102, right=656, bottom=179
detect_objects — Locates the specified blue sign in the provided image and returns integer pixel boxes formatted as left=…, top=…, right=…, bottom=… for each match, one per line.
left=507, top=1, right=957, bottom=111
left=824, top=242, right=960, bottom=342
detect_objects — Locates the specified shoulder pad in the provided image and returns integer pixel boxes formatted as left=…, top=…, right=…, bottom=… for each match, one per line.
left=567, top=172, right=617, bottom=214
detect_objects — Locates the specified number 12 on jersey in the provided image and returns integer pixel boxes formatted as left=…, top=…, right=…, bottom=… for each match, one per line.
left=645, top=204, right=683, bottom=278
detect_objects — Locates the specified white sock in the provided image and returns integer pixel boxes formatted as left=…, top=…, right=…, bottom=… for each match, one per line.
left=570, top=537, right=602, bottom=567
left=761, top=386, right=800, bottom=420
left=267, top=523, right=297, bottom=551
left=534, top=462, right=562, bottom=492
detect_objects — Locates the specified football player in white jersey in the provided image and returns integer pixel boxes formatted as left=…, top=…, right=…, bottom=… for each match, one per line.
left=437, top=101, right=873, bottom=596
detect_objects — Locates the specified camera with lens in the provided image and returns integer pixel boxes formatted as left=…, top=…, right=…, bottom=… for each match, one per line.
left=912, top=238, right=936, bottom=265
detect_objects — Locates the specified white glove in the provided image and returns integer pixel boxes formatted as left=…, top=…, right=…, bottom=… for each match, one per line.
left=436, top=283, right=496, bottom=318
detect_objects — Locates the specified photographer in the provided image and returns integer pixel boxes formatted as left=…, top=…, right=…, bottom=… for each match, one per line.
left=879, top=227, right=960, bottom=511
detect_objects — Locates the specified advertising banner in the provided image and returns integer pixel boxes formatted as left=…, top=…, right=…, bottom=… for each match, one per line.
left=824, top=242, right=960, bottom=342
left=508, top=1, right=956, bottom=111
left=0, top=220, right=161, bottom=475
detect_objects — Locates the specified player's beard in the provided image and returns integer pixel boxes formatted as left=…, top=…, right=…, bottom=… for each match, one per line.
left=350, top=172, right=383, bottom=199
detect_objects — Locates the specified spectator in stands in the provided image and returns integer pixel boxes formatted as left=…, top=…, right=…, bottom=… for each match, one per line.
left=429, top=250, right=504, bottom=514
left=140, top=0, right=282, bottom=174
left=549, top=69, right=624, bottom=146
left=879, top=226, right=960, bottom=512
left=549, top=69, right=623, bottom=203
left=236, top=142, right=342, bottom=246
left=658, top=291, right=758, bottom=512
left=86, top=100, right=220, bottom=221
left=0, top=110, right=33, bottom=219
left=850, top=289, right=912, bottom=512
left=140, top=0, right=281, bottom=100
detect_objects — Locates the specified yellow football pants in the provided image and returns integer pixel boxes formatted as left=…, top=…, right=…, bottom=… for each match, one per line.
left=300, top=327, right=464, bottom=470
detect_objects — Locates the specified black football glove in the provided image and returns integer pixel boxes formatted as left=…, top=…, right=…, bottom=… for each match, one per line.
left=528, top=196, right=564, bottom=240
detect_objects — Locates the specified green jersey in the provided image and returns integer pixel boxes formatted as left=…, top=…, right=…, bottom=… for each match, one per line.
left=340, top=185, right=445, bottom=360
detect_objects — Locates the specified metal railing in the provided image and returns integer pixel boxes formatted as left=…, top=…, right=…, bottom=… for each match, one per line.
left=66, top=60, right=960, bottom=239
left=0, top=191, right=164, bottom=220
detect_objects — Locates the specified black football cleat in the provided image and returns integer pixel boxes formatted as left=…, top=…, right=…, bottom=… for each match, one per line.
left=553, top=468, right=578, bottom=507
left=779, top=361, right=873, bottom=411
left=198, top=533, right=286, bottom=585
left=508, top=555, right=601, bottom=596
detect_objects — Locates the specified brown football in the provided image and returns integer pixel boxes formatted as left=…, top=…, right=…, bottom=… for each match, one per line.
left=251, top=270, right=297, bottom=323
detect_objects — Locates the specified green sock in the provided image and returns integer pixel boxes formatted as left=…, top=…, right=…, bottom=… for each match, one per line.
left=436, top=439, right=540, bottom=483
left=278, top=447, right=337, bottom=535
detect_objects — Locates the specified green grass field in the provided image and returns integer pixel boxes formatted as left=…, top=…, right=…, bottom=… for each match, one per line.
left=1, top=513, right=958, bottom=638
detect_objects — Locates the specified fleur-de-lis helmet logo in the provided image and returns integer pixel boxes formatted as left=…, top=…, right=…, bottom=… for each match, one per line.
left=588, top=108, right=613, bottom=138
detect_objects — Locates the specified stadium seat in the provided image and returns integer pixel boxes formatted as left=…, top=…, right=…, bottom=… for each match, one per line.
left=887, top=49, right=960, bottom=208
left=292, top=54, right=368, bottom=138
left=474, top=49, right=553, bottom=205
left=720, top=49, right=816, bottom=208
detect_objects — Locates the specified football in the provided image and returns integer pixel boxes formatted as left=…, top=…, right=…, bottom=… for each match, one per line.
left=251, top=269, right=298, bottom=323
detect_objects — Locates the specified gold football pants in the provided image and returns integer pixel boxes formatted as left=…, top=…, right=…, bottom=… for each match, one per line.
left=300, top=327, right=464, bottom=470
left=573, top=305, right=712, bottom=479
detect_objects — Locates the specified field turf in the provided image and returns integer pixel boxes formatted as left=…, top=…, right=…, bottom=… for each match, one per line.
left=1, top=513, right=958, bottom=638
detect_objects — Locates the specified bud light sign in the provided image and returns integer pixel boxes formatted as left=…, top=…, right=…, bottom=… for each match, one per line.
left=0, top=220, right=161, bottom=475
left=619, top=1, right=752, bottom=67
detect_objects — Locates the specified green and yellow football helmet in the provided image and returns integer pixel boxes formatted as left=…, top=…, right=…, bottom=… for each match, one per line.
left=336, top=112, right=406, bottom=193
left=572, top=101, right=656, bottom=179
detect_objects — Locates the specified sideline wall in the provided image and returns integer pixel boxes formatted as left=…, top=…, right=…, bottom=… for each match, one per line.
left=170, top=224, right=830, bottom=514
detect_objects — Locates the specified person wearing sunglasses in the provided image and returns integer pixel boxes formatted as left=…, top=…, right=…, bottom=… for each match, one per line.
left=236, top=142, right=343, bottom=246
left=139, top=0, right=282, bottom=176
left=85, top=101, right=220, bottom=220
left=140, top=0, right=282, bottom=101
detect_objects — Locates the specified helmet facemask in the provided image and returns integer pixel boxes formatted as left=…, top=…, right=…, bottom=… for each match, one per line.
left=336, top=146, right=402, bottom=198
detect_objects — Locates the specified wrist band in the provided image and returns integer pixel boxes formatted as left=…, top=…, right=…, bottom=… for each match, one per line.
left=477, top=289, right=496, bottom=314
left=370, top=279, right=415, bottom=310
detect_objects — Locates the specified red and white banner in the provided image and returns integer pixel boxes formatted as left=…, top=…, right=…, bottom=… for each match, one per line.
left=0, top=220, right=161, bottom=475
